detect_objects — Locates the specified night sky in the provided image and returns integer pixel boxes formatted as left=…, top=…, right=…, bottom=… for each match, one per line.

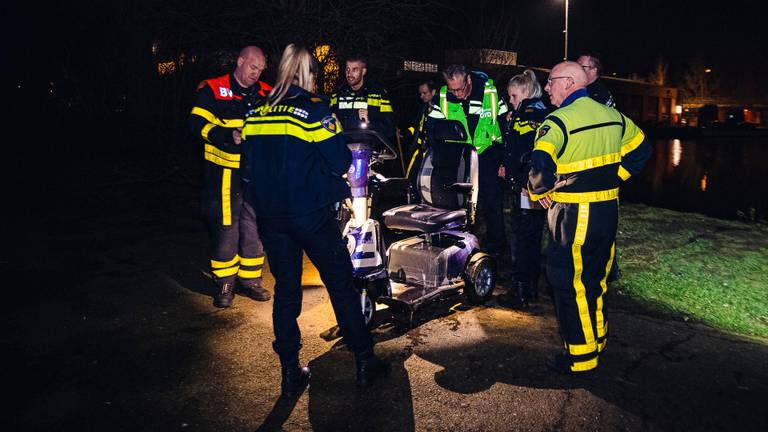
left=5, top=0, right=766, bottom=103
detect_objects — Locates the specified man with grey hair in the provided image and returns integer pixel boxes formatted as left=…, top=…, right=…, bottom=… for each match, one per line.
left=528, top=61, right=650, bottom=376
left=426, top=64, right=509, bottom=256
left=190, top=46, right=272, bottom=308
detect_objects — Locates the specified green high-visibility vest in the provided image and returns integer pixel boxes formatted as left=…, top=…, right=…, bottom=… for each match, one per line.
left=438, top=79, right=503, bottom=154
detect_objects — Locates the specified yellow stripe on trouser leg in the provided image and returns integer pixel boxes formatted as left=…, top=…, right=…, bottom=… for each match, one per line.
left=239, top=256, right=264, bottom=279
left=221, top=169, right=232, bottom=226
left=596, top=242, right=615, bottom=353
left=211, top=255, right=239, bottom=279
left=570, top=203, right=597, bottom=371
left=238, top=269, right=263, bottom=278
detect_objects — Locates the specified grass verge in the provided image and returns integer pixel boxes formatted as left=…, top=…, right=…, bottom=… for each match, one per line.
left=612, top=204, right=768, bottom=338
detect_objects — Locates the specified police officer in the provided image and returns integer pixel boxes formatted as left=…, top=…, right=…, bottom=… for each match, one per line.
left=528, top=61, right=650, bottom=375
left=330, top=56, right=395, bottom=136
left=189, top=46, right=272, bottom=308
left=427, top=64, right=509, bottom=255
left=241, top=44, right=389, bottom=396
left=497, top=69, right=550, bottom=310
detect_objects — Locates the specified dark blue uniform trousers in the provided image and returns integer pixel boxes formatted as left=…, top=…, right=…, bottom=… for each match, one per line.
left=257, top=206, right=373, bottom=364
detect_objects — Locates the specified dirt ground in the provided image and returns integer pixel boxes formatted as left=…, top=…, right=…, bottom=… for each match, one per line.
left=5, top=169, right=768, bottom=432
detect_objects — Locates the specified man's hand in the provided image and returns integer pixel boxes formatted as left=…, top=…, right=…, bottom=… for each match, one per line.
left=498, top=165, right=506, bottom=178
left=232, top=128, right=243, bottom=145
left=358, top=108, right=369, bottom=124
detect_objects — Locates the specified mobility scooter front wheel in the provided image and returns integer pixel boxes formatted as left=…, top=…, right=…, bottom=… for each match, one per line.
left=463, top=253, right=496, bottom=305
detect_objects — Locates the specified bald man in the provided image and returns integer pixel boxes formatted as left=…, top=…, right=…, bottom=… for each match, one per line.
left=190, top=46, right=273, bottom=308
left=527, top=61, right=651, bottom=375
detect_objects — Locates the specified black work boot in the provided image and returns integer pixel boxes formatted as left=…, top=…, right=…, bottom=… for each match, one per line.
left=239, top=279, right=271, bottom=301
left=213, top=281, right=235, bottom=308
left=280, top=362, right=311, bottom=398
left=355, top=351, right=390, bottom=388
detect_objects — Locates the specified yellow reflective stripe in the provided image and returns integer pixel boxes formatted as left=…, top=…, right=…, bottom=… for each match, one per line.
left=534, top=140, right=558, bottom=162
left=572, top=203, right=596, bottom=345
left=557, top=152, right=621, bottom=174
left=406, top=149, right=420, bottom=177
left=191, top=107, right=243, bottom=128
left=596, top=242, right=614, bottom=342
left=213, top=266, right=239, bottom=278
left=222, top=169, right=232, bottom=226
left=243, top=116, right=336, bottom=142
left=440, top=91, right=448, bottom=116
left=204, top=152, right=240, bottom=168
left=201, top=123, right=216, bottom=141
left=568, top=342, right=597, bottom=356
left=205, top=144, right=240, bottom=162
left=621, top=131, right=645, bottom=156
left=238, top=269, right=263, bottom=278
left=597, top=338, right=607, bottom=353
left=211, top=255, right=240, bottom=269
left=330, top=95, right=338, bottom=105
left=552, top=188, right=619, bottom=203
left=598, top=321, right=608, bottom=339
left=240, top=256, right=265, bottom=266
left=571, top=356, right=598, bottom=372
left=618, top=165, right=631, bottom=180
left=490, top=90, right=497, bottom=119
left=367, top=97, right=380, bottom=107
left=528, top=187, right=552, bottom=202
left=380, top=104, right=394, bottom=113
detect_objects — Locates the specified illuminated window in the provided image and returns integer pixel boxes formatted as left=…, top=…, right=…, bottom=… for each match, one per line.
left=403, top=60, right=438, bottom=73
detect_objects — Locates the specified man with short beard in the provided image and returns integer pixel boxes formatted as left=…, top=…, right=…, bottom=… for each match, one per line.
left=330, top=56, right=394, bottom=138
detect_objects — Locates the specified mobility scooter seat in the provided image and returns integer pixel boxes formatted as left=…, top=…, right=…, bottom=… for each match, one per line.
left=383, top=204, right=467, bottom=233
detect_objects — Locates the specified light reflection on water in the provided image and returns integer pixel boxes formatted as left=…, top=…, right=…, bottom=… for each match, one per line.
left=621, top=136, right=768, bottom=221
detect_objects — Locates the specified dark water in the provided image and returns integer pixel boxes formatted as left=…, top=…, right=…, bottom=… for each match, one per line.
left=621, top=135, right=768, bottom=221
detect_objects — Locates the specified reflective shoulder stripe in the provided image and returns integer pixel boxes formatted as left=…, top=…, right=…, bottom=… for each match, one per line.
left=439, top=89, right=448, bottom=116
left=428, top=106, right=446, bottom=119
left=621, top=130, right=645, bottom=156
left=533, top=140, right=558, bottom=162
left=557, top=152, right=621, bottom=174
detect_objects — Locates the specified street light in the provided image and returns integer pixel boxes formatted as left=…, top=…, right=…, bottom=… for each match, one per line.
left=563, top=0, right=569, bottom=60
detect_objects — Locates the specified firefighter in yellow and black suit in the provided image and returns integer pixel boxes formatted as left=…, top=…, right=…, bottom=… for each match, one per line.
left=528, top=62, right=651, bottom=376
left=189, top=46, right=273, bottom=308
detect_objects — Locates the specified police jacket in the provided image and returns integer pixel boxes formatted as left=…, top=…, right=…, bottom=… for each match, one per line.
left=586, top=78, right=615, bottom=108
left=190, top=73, right=271, bottom=170
left=503, top=97, right=550, bottom=186
left=330, top=81, right=394, bottom=136
left=426, top=71, right=508, bottom=154
left=241, top=85, right=351, bottom=218
left=528, top=89, right=650, bottom=204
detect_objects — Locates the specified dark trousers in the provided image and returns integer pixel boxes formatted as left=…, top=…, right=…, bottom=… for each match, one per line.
left=478, top=145, right=507, bottom=254
left=257, top=206, right=373, bottom=363
left=510, top=209, right=546, bottom=285
left=204, top=182, right=265, bottom=286
left=546, top=200, right=617, bottom=373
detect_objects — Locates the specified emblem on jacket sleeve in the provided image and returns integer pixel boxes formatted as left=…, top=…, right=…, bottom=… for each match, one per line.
left=537, top=125, right=550, bottom=139
left=321, top=115, right=338, bottom=132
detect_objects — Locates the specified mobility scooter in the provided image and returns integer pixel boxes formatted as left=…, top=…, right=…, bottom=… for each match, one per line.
left=342, top=120, right=497, bottom=326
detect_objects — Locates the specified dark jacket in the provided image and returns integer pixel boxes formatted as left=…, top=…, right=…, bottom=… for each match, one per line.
left=241, top=85, right=351, bottom=218
left=503, top=97, right=550, bottom=187
left=586, top=78, right=615, bottom=108
left=330, top=81, right=395, bottom=136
